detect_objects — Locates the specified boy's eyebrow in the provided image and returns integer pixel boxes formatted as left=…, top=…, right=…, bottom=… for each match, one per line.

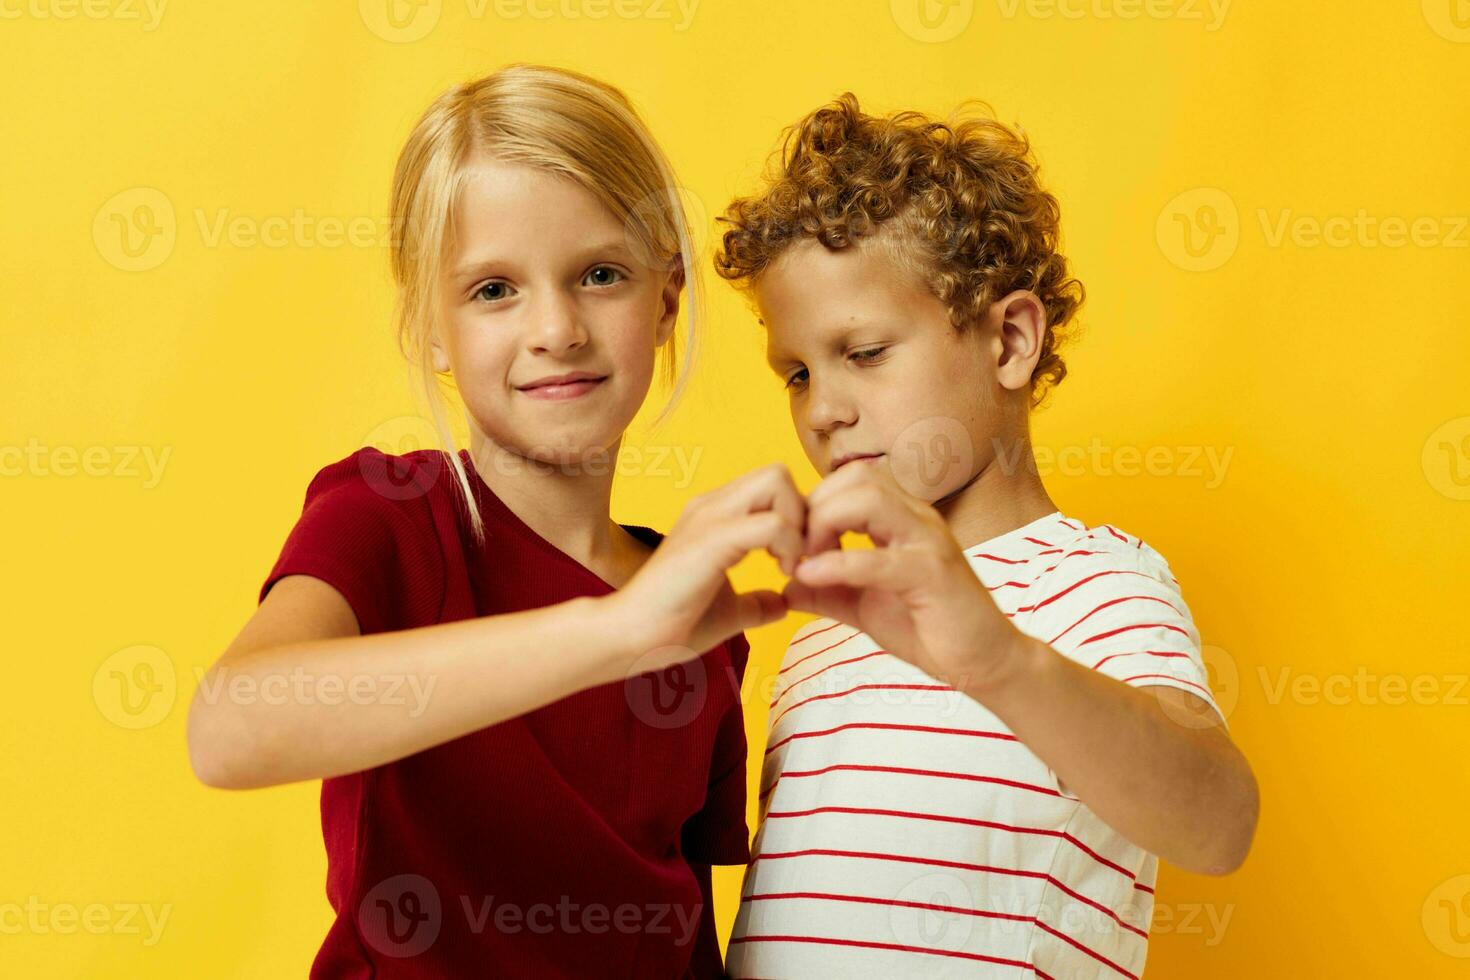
left=766, top=322, right=893, bottom=371
left=764, top=345, right=797, bottom=373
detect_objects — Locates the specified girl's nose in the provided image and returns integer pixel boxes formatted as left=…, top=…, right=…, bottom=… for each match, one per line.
left=526, top=292, right=589, bottom=356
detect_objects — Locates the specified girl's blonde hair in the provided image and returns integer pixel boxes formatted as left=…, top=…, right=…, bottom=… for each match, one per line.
left=387, top=63, right=702, bottom=546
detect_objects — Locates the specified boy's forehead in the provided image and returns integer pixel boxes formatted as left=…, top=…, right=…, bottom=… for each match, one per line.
left=757, top=238, right=931, bottom=361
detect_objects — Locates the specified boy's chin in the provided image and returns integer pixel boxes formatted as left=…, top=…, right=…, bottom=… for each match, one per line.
left=889, top=457, right=976, bottom=503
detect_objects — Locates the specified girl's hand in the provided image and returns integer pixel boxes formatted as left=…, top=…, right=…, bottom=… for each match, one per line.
left=782, top=460, right=1028, bottom=694
left=602, top=463, right=807, bottom=676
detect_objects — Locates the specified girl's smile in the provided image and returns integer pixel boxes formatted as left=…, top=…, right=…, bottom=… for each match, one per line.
left=516, top=371, right=609, bottom=401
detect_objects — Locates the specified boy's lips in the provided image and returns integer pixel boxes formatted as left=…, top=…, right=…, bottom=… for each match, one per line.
left=830, top=452, right=885, bottom=472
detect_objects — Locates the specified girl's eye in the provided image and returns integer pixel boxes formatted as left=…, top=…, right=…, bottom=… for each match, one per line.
left=584, top=266, right=624, bottom=287
left=475, top=281, right=515, bottom=303
left=851, top=346, right=889, bottom=363
left=784, top=368, right=809, bottom=391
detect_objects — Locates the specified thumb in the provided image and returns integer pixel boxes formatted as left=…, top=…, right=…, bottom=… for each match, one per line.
left=733, top=589, right=789, bottom=631
left=781, top=580, right=862, bottom=626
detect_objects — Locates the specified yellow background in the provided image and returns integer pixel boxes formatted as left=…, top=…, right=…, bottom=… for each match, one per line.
left=5, top=0, right=1469, bottom=975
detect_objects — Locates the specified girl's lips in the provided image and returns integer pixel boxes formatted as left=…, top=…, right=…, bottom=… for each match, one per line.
left=518, top=377, right=606, bottom=400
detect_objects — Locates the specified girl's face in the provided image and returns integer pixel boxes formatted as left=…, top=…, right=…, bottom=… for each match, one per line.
left=432, top=157, right=680, bottom=465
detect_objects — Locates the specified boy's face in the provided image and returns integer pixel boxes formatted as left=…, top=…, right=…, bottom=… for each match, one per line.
left=757, top=236, right=1009, bottom=503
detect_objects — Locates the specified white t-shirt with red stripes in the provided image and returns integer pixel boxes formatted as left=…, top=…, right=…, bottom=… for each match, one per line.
left=727, top=511, right=1223, bottom=980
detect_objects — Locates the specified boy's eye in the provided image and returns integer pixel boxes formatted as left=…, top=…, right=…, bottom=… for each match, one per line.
left=784, top=368, right=809, bottom=390
left=475, top=281, right=515, bottom=303
left=584, top=266, right=625, bottom=287
left=851, top=345, right=889, bottom=363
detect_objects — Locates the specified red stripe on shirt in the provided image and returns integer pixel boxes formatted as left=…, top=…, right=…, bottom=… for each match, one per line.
left=740, top=893, right=1136, bottom=978
left=1046, top=595, right=1185, bottom=646
left=986, top=550, right=1108, bottom=593
left=777, top=630, right=864, bottom=677
left=759, top=763, right=1064, bottom=803
left=735, top=899, right=1134, bottom=980
left=1017, top=569, right=1155, bottom=614
left=764, top=722, right=1019, bottom=758
left=770, top=684, right=951, bottom=731
left=763, top=807, right=1139, bottom=883
left=967, top=552, right=1030, bottom=565
left=1121, top=673, right=1214, bottom=697
left=1091, top=650, right=1192, bottom=671
left=790, top=620, right=845, bottom=646
left=750, top=849, right=1148, bottom=940
left=1075, top=622, right=1190, bottom=648
left=728, top=933, right=1050, bottom=973
left=771, top=651, right=890, bottom=709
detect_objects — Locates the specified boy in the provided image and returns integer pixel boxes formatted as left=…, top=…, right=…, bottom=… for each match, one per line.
left=713, top=95, right=1259, bottom=978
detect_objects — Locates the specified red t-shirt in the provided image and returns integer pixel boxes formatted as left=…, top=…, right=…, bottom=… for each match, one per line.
left=257, top=447, right=751, bottom=978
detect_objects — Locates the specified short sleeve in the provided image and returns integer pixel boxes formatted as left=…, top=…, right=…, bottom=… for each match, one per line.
left=258, top=448, right=446, bottom=636
left=1022, top=541, right=1227, bottom=731
left=680, top=632, right=753, bottom=866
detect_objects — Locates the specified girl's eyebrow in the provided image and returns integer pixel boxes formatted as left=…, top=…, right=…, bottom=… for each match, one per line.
left=451, top=258, right=507, bottom=281
left=450, top=240, right=637, bottom=282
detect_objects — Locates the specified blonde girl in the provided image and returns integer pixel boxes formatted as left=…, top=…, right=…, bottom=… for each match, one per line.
left=188, top=64, right=805, bottom=978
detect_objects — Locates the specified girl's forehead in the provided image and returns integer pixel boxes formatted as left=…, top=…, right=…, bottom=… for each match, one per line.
left=450, top=168, right=623, bottom=247
left=455, top=161, right=591, bottom=211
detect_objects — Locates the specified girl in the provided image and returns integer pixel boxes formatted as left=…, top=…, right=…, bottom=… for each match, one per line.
left=187, top=64, right=806, bottom=978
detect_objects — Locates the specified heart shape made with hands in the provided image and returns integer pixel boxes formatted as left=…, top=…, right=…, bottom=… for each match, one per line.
left=757, top=457, right=964, bottom=627
left=731, top=455, right=1018, bottom=692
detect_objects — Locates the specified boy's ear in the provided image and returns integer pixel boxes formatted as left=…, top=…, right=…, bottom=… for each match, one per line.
left=655, top=262, right=685, bottom=348
left=991, top=289, right=1048, bottom=393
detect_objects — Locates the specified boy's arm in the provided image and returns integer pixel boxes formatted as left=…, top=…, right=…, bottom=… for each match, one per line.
left=966, top=636, right=1258, bottom=876
left=785, top=462, right=1260, bottom=877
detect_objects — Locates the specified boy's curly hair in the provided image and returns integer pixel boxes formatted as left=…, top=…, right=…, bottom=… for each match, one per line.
left=715, top=93, right=1085, bottom=408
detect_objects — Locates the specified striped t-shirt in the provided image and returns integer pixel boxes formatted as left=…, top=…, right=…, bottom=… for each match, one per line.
left=727, top=511, right=1223, bottom=979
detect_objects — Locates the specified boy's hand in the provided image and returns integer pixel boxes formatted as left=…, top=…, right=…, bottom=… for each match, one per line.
left=784, top=460, right=1029, bottom=694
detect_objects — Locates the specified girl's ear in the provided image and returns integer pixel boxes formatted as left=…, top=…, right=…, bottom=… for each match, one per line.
left=655, top=263, right=685, bottom=348
left=991, top=289, right=1048, bottom=393
left=429, top=329, right=452, bottom=374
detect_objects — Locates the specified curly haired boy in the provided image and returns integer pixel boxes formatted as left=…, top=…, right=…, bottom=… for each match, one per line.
left=715, top=94, right=1259, bottom=979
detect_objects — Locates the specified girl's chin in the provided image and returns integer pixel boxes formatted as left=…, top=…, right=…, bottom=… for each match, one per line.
left=491, top=438, right=627, bottom=473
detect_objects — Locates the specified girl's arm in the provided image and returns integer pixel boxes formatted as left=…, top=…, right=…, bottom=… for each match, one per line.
left=191, top=582, right=633, bottom=789
left=188, top=463, right=807, bottom=790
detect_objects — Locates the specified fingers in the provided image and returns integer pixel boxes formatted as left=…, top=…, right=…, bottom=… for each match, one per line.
left=687, top=584, right=787, bottom=656
left=807, top=452, right=908, bottom=509
left=780, top=579, right=863, bottom=625
left=794, top=547, right=915, bottom=593
left=804, top=481, right=910, bottom=555
left=732, top=589, right=788, bottom=631
left=707, top=510, right=806, bottom=577
left=686, top=463, right=807, bottom=575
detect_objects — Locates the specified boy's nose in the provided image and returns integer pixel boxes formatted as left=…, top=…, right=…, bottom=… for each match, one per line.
left=805, top=379, right=858, bottom=435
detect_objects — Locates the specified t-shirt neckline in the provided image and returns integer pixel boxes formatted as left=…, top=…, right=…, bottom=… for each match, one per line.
left=962, top=509, right=1067, bottom=557
left=455, top=448, right=662, bottom=592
